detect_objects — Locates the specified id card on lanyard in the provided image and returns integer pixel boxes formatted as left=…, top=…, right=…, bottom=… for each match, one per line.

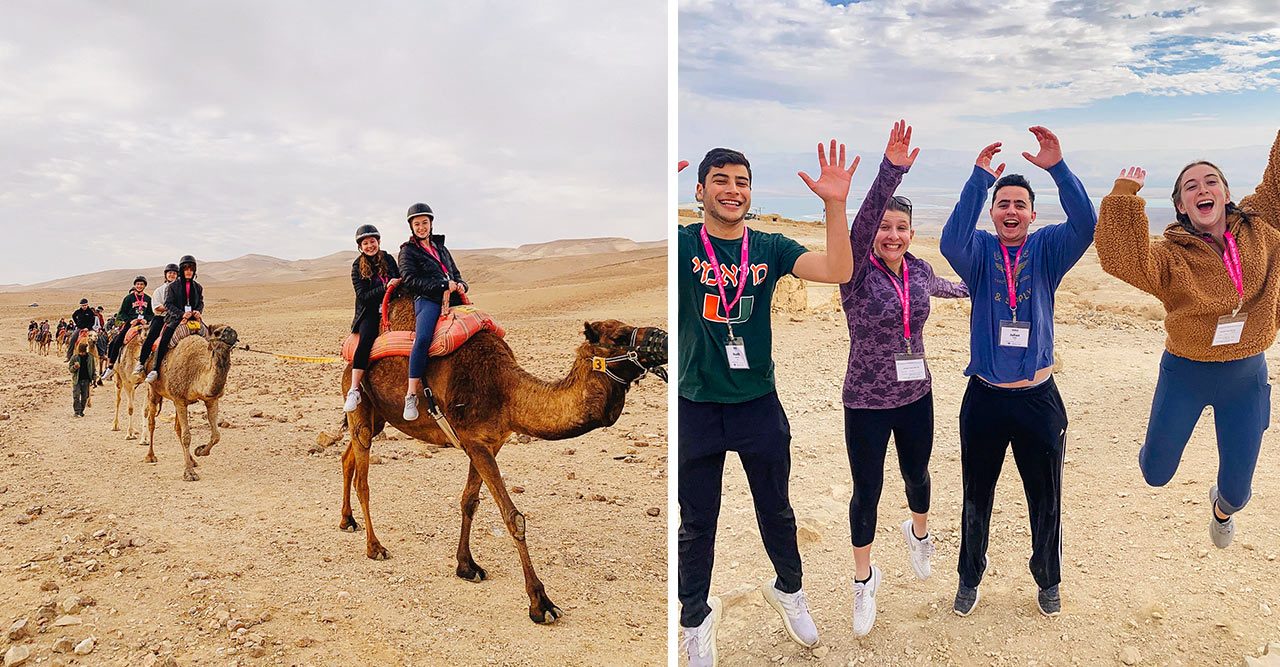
left=1211, top=231, right=1247, bottom=346
left=700, top=226, right=750, bottom=369
left=869, top=253, right=926, bottom=381
left=998, top=242, right=1029, bottom=348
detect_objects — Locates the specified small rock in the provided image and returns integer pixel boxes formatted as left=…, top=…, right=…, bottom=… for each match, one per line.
left=250, top=409, right=263, bottom=418
left=51, top=637, right=75, bottom=653
left=248, top=646, right=265, bottom=658
left=295, top=637, right=315, bottom=647
left=6, top=618, right=31, bottom=641
left=61, top=595, right=82, bottom=613
left=73, top=636, right=95, bottom=655
left=812, top=645, right=830, bottom=659
left=1119, top=645, right=1140, bottom=665
left=40, top=580, right=58, bottom=592
left=720, top=584, right=756, bottom=609
left=52, top=616, right=81, bottom=627
left=368, top=455, right=383, bottom=465
left=646, top=507, right=661, bottom=517
left=511, top=486, right=524, bottom=494
left=35, top=602, right=58, bottom=624
left=1261, top=602, right=1272, bottom=617
left=4, top=645, right=32, bottom=667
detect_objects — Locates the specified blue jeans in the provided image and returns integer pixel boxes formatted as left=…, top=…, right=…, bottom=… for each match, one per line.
left=1140, top=351, right=1270, bottom=514
left=407, top=297, right=442, bottom=380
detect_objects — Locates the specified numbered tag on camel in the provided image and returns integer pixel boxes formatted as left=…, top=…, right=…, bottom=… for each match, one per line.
left=725, top=337, right=748, bottom=369
left=1212, top=313, right=1247, bottom=346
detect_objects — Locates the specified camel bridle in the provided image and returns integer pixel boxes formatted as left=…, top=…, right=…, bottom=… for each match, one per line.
left=591, top=327, right=668, bottom=385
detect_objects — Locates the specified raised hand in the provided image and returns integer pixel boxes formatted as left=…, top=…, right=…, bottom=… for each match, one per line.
left=798, top=139, right=860, bottom=204
left=976, top=141, right=1006, bottom=178
left=1022, top=126, right=1063, bottom=170
left=885, top=119, right=920, bottom=168
left=1118, top=166, right=1146, bottom=191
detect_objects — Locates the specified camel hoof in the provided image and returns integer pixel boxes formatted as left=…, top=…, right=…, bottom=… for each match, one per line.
left=531, top=604, right=563, bottom=625
left=456, top=564, right=487, bottom=583
left=367, top=543, right=390, bottom=560
left=339, top=515, right=360, bottom=532
left=195, top=444, right=213, bottom=457
left=183, top=470, right=200, bottom=482
left=125, top=433, right=137, bottom=441
left=143, top=454, right=157, bottom=464
left=111, top=426, right=120, bottom=432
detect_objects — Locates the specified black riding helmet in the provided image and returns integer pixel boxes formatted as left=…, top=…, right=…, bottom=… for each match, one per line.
left=164, top=263, right=179, bottom=274
left=133, top=275, right=148, bottom=287
left=406, top=203, right=435, bottom=240
left=355, top=224, right=381, bottom=244
left=178, top=255, right=197, bottom=278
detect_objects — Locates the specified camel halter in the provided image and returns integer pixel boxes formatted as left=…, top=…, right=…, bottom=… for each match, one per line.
left=591, top=328, right=668, bottom=385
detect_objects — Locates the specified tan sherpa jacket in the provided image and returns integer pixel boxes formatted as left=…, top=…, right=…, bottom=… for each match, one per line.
left=1095, top=129, right=1280, bottom=362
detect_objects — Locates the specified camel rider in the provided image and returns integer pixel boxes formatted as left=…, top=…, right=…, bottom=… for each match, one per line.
left=137, top=263, right=180, bottom=359
left=28, top=320, right=36, bottom=337
left=71, top=298, right=95, bottom=331
left=397, top=202, right=468, bottom=421
left=101, top=275, right=154, bottom=380
left=138, top=255, right=204, bottom=384
left=94, top=306, right=106, bottom=332
left=345, top=225, right=402, bottom=411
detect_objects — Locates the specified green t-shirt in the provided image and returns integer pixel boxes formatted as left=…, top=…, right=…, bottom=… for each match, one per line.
left=678, top=223, right=808, bottom=403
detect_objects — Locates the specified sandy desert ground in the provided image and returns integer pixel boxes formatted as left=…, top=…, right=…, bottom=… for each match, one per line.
left=691, top=218, right=1280, bottom=666
left=0, top=241, right=667, bottom=666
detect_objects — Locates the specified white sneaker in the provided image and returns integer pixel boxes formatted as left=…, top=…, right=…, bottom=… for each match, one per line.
left=133, top=363, right=144, bottom=375
left=761, top=579, right=819, bottom=648
left=343, top=387, right=361, bottom=413
left=402, top=392, right=419, bottom=421
left=680, top=596, right=721, bottom=667
left=852, top=565, right=882, bottom=637
left=100, top=367, right=114, bottom=381
left=145, top=371, right=158, bottom=384
left=902, top=519, right=935, bottom=580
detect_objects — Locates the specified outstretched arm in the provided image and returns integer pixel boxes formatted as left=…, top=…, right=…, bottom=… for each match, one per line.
left=1027, top=127, right=1097, bottom=274
left=940, top=142, right=1001, bottom=283
left=792, top=139, right=860, bottom=283
left=1096, top=167, right=1169, bottom=296
left=847, top=120, right=917, bottom=285
left=1239, top=129, right=1280, bottom=227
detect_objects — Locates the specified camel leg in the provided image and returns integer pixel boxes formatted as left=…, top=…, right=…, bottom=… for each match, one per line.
left=194, top=399, right=220, bottom=456
left=112, top=381, right=122, bottom=431
left=143, top=395, right=159, bottom=463
left=338, top=440, right=360, bottom=532
left=455, top=464, right=487, bottom=582
left=125, top=383, right=138, bottom=440
left=348, top=406, right=387, bottom=559
left=462, top=442, right=562, bottom=624
left=175, top=401, right=199, bottom=481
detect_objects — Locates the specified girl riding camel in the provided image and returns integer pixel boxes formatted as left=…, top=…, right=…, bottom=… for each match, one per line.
left=344, top=224, right=401, bottom=412
left=138, top=255, right=204, bottom=384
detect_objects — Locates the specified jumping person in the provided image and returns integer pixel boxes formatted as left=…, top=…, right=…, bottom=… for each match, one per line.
left=678, top=140, right=859, bottom=665
left=839, top=121, right=968, bottom=636
left=397, top=203, right=467, bottom=421
left=1095, top=128, right=1280, bottom=548
left=939, top=127, right=1096, bottom=618
left=345, top=224, right=401, bottom=412
left=138, top=255, right=203, bottom=384
left=102, top=276, right=154, bottom=380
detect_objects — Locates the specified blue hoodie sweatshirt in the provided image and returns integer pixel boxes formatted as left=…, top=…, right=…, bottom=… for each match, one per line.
left=940, top=160, right=1096, bottom=383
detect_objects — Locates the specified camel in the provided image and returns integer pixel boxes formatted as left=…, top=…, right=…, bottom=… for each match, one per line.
left=36, top=325, right=52, bottom=356
left=143, top=323, right=239, bottom=481
left=339, top=280, right=667, bottom=625
left=27, top=326, right=37, bottom=353
left=112, top=323, right=150, bottom=439
left=56, top=327, right=70, bottom=355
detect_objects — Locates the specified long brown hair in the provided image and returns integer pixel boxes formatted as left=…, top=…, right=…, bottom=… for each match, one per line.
left=357, top=251, right=389, bottom=280
left=1171, top=160, right=1249, bottom=231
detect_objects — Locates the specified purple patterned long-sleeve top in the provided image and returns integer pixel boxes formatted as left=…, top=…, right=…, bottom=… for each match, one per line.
left=840, top=157, right=969, bottom=410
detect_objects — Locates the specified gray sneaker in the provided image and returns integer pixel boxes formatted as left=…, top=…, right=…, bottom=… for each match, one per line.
left=402, top=392, right=419, bottom=421
left=1037, top=585, right=1061, bottom=617
left=1209, top=485, right=1235, bottom=549
left=761, top=579, right=819, bottom=648
left=680, top=596, right=721, bottom=667
left=145, top=370, right=158, bottom=384
left=954, top=584, right=980, bottom=616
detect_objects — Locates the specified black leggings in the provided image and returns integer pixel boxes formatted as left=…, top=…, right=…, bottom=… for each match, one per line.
left=108, top=321, right=133, bottom=364
left=352, top=315, right=380, bottom=371
left=844, top=392, right=933, bottom=547
left=138, top=321, right=164, bottom=366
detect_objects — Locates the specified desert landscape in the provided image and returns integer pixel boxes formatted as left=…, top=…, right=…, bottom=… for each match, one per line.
left=0, top=239, right=667, bottom=666
left=687, top=215, right=1280, bottom=666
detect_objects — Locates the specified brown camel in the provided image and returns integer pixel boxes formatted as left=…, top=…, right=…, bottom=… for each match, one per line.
left=143, top=324, right=239, bottom=481
left=56, top=328, right=70, bottom=355
left=339, top=282, right=667, bottom=625
left=36, top=326, right=52, bottom=356
left=27, top=327, right=37, bottom=353
left=112, top=323, right=150, bottom=439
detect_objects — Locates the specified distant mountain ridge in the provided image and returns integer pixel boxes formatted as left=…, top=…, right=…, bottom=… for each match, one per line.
left=0, top=237, right=665, bottom=293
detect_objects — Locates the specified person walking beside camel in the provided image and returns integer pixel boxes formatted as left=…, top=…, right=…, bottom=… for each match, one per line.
left=397, top=202, right=468, bottom=421
left=345, top=224, right=400, bottom=412
left=678, top=140, right=859, bottom=665
left=69, top=334, right=96, bottom=417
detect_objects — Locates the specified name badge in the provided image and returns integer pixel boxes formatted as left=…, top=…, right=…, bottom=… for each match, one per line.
left=999, top=319, right=1030, bottom=348
left=184, top=305, right=193, bottom=313
left=894, top=353, right=926, bottom=381
left=725, top=336, right=748, bottom=370
left=1212, top=313, right=1247, bottom=346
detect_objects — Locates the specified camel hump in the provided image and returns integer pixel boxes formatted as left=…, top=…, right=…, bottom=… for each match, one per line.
left=341, top=306, right=504, bottom=364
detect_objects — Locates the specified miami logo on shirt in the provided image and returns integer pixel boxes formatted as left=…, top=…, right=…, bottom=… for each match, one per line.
left=702, top=294, right=756, bottom=324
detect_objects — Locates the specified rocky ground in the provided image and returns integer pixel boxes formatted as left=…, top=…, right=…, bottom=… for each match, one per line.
left=0, top=246, right=667, bottom=666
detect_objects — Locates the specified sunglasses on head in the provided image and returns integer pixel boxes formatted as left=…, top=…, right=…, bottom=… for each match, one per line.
left=891, top=195, right=912, bottom=212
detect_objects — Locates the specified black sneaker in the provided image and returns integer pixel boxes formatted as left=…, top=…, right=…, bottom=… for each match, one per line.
left=954, top=584, right=980, bottom=616
left=1037, top=585, right=1060, bottom=617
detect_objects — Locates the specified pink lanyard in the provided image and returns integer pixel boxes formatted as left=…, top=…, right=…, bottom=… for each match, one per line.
left=133, top=292, right=146, bottom=310
left=1000, top=242, right=1025, bottom=320
left=1223, top=231, right=1244, bottom=313
left=184, top=281, right=191, bottom=302
left=698, top=225, right=749, bottom=336
left=868, top=253, right=911, bottom=348
left=418, top=240, right=451, bottom=277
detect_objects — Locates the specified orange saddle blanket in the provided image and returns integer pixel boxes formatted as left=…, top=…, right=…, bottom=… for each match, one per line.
left=340, top=306, right=504, bottom=363
left=143, top=320, right=208, bottom=351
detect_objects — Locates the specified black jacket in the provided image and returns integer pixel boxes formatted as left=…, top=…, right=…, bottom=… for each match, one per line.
left=115, top=291, right=154, bottom=324
left=163, top=277, right=204, bottom=325
left=397, top=235, right=467, bottom=306
left=70, top=307, right=96, bottom=330
left=351, top=251, right=401, bottom=332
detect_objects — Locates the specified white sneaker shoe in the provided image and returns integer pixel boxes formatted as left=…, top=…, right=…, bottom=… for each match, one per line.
left=852, top=565, right=882, bottom=637
left=145, top=371, right=158, bottom=384
left=133, top=363, right=144, bottom=375
left=343, top=387, right=361, bottom=413
left=680, top=596, right=721, bottom=667
left=902, top=519, right=935, bottom=580
left=402, top=392, right=419, bottom=421
left=761, top=579, right=819, bottom=648
left=100, top=367, right=114, bottom=381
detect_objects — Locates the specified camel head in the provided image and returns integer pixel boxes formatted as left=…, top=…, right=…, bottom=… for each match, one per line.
left=206, top=324, right=240, bottom=348
left=581, top=320, right=668, bottom=385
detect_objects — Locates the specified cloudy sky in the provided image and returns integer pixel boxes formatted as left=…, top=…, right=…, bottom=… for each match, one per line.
left=679, top=0, right=1280, bottom=219
left=0, top=2, right=666, bottom=285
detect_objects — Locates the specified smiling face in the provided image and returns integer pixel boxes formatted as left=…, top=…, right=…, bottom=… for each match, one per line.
left=874, top=210, right=914, bottom=264
left=1173, top=162, right=1230, bottom=233
left=359, top=236, right=380, bottom=256
left=989, top=185, right=1036, bottom=246
left=410, top=215, right=433, bottom=239
left=697, top=164, right=751, bottom=226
